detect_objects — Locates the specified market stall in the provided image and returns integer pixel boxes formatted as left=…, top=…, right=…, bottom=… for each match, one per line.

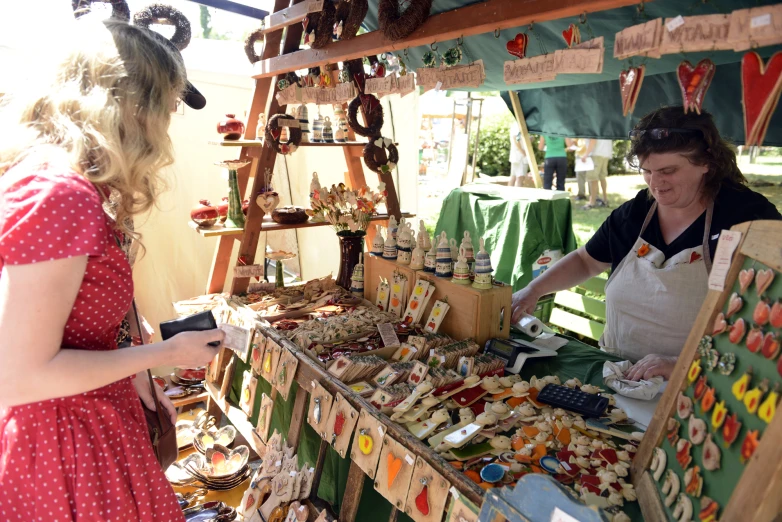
left=160, top=0, right=782, bottom=521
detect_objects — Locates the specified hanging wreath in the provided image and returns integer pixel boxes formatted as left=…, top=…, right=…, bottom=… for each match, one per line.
left=265, top=114, right=302, bottom=155
left=348, top=95, right=384, bottom=138
left=378, top=0, right=433, bottom=41
left=363, top=137, right=399, bottom=174
left=333, top=0, right=368, bottom=40
left=303, top=0, right=336, bottom=49
left=72, top=0, right=130, bottom=20
left=133, top=3, right=192, bottom=50
left=244, top=28, right=264, bottom=64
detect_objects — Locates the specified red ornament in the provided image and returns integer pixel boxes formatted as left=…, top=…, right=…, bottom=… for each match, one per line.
left=415, top=479, right=430, bottom=515
left=676, top=59, right=716, bottom=115
left=741, top=51, right=782, bottom=147
left=506, top=33, right=528, bottom=59
left=190, top=200, right=219, bottom=227
left=217, top=113, right=245, bottom=140
left=561, top=23, right=580, bottom=48
left=334, top=410, right=346, bottom=436
left=619, top=66, right=645, bottom=117
left=722, top=413, right=742, bottom=446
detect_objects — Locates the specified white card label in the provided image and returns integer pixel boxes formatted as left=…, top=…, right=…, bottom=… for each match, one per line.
left=290, top=471, right=297, bottom=476
left=449, top=486, right=460, bottom=499
left=275, top=460, right=282, bottom=466
left=751, top=13, right=772, bottom=28
left=707, top=230, right=742, bottom=291
left=405, top=454, right=414, bottom=465
left=434, top=81, right=443, bottom=91
left=666, top=15, right=685, bottom=32
left=551, top=508, right=581, bottom=522
left=378, top=425, right=385, bottom=436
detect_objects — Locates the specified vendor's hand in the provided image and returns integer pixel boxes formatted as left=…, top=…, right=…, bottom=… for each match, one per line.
left=133, top=372, right=178, bottom=426
left=164, top=329, right=225, bottom=368
left=511, top=287, right=540, bottom=324
left=625, top=354, right=678, bottom=381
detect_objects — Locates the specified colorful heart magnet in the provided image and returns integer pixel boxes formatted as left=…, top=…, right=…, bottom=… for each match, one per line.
left=676, top=59, right=716, bottom=114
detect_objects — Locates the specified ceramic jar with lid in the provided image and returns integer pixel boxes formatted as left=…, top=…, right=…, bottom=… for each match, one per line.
left=217, top=114, right=244, bottom=140
left=191, top=200, right=219, bottom=227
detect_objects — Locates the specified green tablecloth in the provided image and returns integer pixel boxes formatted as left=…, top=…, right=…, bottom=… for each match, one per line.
left=227, top=336, right=639, bottom=521
left=434, top=187, right=578, bottom=291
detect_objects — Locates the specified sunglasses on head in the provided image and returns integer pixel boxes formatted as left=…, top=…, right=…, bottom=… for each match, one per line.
left=628, top=128, right=701, bottom=140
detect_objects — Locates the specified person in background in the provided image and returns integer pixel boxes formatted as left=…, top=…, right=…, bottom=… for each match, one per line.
left=539, top=135, right=570, bottom=191
left=582, top=138, right=613, bottom=209
left=573, top=138, right=589, bottom=200
left=508, top=120, right=528, bottom=187
left=513, top=107, right=781, bottom=380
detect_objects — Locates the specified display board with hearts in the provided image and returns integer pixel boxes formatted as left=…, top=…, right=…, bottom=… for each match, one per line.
left=373, top=435, right=417, bottom=511
left=403, top=456, right=452, bottom=522
left=324, top=393, right=359, bottom=458
left=350, top=408, right=388, bottom=480
left=633, top=220, right=782, bottom=522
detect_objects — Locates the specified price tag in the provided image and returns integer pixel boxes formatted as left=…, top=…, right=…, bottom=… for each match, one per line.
left=378, top=425, right=385, bottom=437
left=561, top=461, right=572, bottom=472
left=551, top=508, right=580, bottom=522
left=449, top=486, right=460, bottom=499
left=290, top=471, right=297, bottom=477
left=666, top=15, right=685, bottom=32
left=275, top=460, right=282, bottom=467
left=434, top=81, right=443, bottom=92
left=405, top=454, right=414, bottom=465
left=751, top=13, right=772, bottom=28
left=707, top=230, right=742, bottom=291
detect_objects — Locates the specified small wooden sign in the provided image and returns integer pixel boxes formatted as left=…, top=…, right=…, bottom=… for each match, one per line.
left=255, top=392, right=274, bottom=442
left=415, top=68, right=440, bottom=89
left=315, top=88, right=338, bottom=105
left=335, top=82, right=357, bottom=102
left=302, top=87, right=320, bottom=104
left=274, top=347, right=299, bottom=401
left=307, top=380, right=334, bottom=438
left=573, top=36, right=604, bottom=50
left=366, top=75, right=396, bottom=96
left=276, top=84, right=301, bottom=106
left=306, top=0, right=323, bottom=13
left=728, top=5, right=782, bottom=51
left=613, top=18, right=662, bottom=59
left=234, top=264, right=266, bottom=278
left=279, top=119, right=301, bottom=128
left=218, top=323, right=252, bottom=361
left=504, top=54, right=557, bottom=85
left=250, top=330, right=267, bottom=374
left=324, top=393, right=359, bottom=458
left=404, top=456, right=451, bottom=522
left=552, top=48, right=604, bottom=74
left=374, top=435, right=416, bottom=511
left=659, top=14, right=733, bottom=54
left=350, top=409, right=387, bottom=479
left=397, top=74, right=416, bottom=97
left=440, top=61, right=485, bottom=89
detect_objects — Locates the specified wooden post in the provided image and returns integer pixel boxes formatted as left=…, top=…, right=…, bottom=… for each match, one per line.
left=508, top=90, right=542, bottom=188
left=286, top=385, right=309, bottom=449
left=339, top=461, right=366, bottom=522
left=309, top=439, right=330, bottom=503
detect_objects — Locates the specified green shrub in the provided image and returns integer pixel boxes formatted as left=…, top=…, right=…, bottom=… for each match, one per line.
left=468, top=114, right=544, bottom=177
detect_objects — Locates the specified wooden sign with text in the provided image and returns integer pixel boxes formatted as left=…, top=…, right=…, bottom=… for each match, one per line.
left=613, top=18, right=662, bottom=59
left=504, top=48, right=602, bottom=85
left=301, top=87, right=319, bottom=104
left=335, top=82, right=356, bottom=102
left=417, top=61, right=485, bottom=91
left=728, top=5, right=782, bottom=51
left=366, top=75, right=396, bottom=96
left=234, top=264, right=266, bottom=278
left=315, top=88, right=338, bottom=105
left=659, top=14, right=733, bottom=54
left=397, top=74, right=416, bottom=96
left=276, top=84, right=301, bottom=106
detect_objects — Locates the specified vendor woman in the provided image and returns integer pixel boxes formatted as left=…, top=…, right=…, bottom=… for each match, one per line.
left=511, top=106, right=781, bottom=381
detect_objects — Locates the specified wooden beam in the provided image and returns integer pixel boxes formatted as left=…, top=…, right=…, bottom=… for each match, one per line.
left=262, top=1, right=310, bottom=35
left=286, top=384, right=309, bottom=449
left=339, top=461, right=366, bottom=522
left=206, top=235, right=235, bottom=293
left=253, top=0, right=644, bottom=79
left=508, top=90, right=542, bottom=188
left=187, top=0, right=268, bottom=19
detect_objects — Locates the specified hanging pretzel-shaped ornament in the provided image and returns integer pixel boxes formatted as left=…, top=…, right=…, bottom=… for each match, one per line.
left=333, top=0, right=368, bottom=41
left=72, top=0, right=130, bottom=20
left=348, top=95, right=384, bottom=138
left=265, top=114, right=302, bottom=155
left=363, top=137, right=399, bottom=174
left=378, top=0, right=434, bottom=41
left=244, top=27, right=264, bottom=64
left=133, top=3, right=192, bottom=50
left=303, top=0, right=336, bottom=49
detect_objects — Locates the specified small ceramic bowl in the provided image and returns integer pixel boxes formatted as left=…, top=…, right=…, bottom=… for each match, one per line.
left=194, top=426, right=237, bottom=454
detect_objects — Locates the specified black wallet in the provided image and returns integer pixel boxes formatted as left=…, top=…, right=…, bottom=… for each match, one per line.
left=159, top=311, right=221, bottom=346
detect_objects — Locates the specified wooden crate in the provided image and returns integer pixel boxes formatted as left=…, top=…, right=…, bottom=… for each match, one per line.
left=363, top=254, right=417, bottom=305
left=415, top=272, right=512, bottom=347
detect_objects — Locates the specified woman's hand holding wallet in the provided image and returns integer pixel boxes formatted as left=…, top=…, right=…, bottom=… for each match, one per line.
left=159, top=311, right=224, bottom=368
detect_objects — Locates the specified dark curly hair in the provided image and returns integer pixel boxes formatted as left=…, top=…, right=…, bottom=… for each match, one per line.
left=628, top=106, right=746, bottom=201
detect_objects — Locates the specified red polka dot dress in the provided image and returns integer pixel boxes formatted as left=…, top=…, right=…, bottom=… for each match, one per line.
left=0, top=159, right=184, bottom=521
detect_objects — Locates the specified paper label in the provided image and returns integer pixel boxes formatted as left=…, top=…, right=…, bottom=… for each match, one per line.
left=449, top=486, right=460, bottom=499
left=234, top=264, right=266, bottom=278
left=290, top=470, right=297, bottom=476
left=378, top=425, right=384, bottom=436
left=551, top=508, right=580, bottom=522
left=666, top=15, right=685, bottom=32
left=377, top=323, right=401, bottom=348
left=279, top=119, right=300, bottom=128
left=275, top=460, right=282, bottom=467
left=405, top=454, right=414, bottom=465
left=707, top=230, right=742, bottom=291
left=434, top=81, right=443, bottom=92
left=751, top=13, right=772, bottom=27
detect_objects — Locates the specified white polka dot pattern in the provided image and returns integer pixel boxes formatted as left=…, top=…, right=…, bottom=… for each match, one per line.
left=0, top=162, right=184, bottom=521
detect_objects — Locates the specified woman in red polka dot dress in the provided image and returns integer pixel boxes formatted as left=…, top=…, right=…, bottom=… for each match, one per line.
left=0, top=19, right=223, bottom=522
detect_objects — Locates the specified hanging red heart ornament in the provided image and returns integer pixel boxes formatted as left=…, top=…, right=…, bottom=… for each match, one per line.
left=415, top=478, right=430, bottom=515
left=742, top=51, right=782, bottom=147
left=619, top=66, right=645, bottom=117
left=562, top=23, right=580, bottom=48
left=506, top=33, right=528, bottom=59
left=677, top=59, right=716, bottom=115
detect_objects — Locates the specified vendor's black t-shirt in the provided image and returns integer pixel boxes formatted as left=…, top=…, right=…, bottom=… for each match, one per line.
left=586, top=183, right=782, bottom=272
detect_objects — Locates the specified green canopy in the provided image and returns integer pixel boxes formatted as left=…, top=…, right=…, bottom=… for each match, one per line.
left=360, top=0, right=782, bottom=144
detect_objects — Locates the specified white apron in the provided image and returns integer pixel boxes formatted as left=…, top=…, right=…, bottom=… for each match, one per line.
left=600, top=201, right=714, bottom=362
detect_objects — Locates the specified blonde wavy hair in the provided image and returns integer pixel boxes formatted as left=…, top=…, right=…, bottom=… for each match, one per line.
left=0, top=17, right=186, bottom=240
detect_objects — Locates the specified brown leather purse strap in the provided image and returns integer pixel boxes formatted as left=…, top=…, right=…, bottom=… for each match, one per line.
left=129, top=299, right=167, bottom=430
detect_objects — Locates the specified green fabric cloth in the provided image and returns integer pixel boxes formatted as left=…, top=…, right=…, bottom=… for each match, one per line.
left=434, top=187, right=578, bottom=291
left=543, top=136, right=567, bottom=158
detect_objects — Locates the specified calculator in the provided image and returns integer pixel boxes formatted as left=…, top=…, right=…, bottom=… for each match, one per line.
left=537, top=384, right=609, bottom=418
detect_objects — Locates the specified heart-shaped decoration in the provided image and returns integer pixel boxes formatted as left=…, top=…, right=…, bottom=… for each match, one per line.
left=415, top=480, right=430, bottom=515
left=205, top=444, right=250, bottom=477
left=677, top=59, right=716, bottom=115
left=562, top=23, right=580, bottom=48
left=689, top=251, right=702, bottom=264
left=756, top=268, right=775, bottom=297
left=742, top=52, right=782, bottom=147
left=245, top=493, right=256, bottom=511
left=387, top=453, right=403, bottom=488
left=374, top=138, right=384, bottom=147
left=334, top=411, right=346, bottom=437
left=726, top=293, right=743, bottom=318
left=196, top=426, right=237, bottom=451
left=739, top=268, right=755, bottom=294
left=762, top=331, right=780, bottom=360
left=506, top=33, right=528, bottom=59
left=619, top=66, right=646, bottom=117
left=256, top=192, right=280, bottom=215
left=712, top=312, right=727, bottom=336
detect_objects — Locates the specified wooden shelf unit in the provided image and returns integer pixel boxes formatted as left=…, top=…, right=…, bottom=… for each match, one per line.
left=209, top=139, right=367, bottom=148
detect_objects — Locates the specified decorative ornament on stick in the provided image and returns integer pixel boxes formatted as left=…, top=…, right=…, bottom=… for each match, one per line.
left=741, top=51, right=782, bottom=147
left=677, top=59, right=716, bottom=115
